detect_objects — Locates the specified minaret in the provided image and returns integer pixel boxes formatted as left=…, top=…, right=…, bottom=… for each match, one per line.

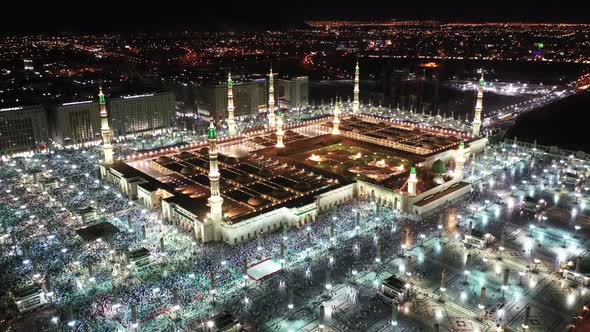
left=267, top=66, right=276, bottom=128
left=98, top=86, right=113, bottom=164
left=472, top=73, right=484, bottom=137
left=275, top=111, right=285, bottom=148
left=408, top=166, right=418, bottom=196
left=332, top=97, right=341, bottom=135
left=226, top=72, right=237, bottom=136
left=352, top=61, right=360, bottom=114
left=455, top=142, right=466, bottom=179
left=207, top=122, right=223, bottom=242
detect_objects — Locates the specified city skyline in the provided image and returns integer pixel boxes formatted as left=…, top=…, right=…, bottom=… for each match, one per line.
left=1, top=7, right=590, bottom=332
left=2, top=5, right=590, bottom=33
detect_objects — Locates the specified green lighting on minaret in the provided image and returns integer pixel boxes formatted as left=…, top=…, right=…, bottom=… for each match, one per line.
left=355, top=62, right=359, bottom=74
left=98, top=86, right=105, bottom=103
left=208, top=125, right=216, bottom=139
left=460, top=142, right=465, bottom=148
left=479, top=77, right=485, bottom=87
left=278, top=111, right=283, bottom=116
left=411, top=166, right=417, bottom=174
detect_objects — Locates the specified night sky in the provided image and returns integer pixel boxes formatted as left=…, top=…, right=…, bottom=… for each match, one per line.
left=2, top=3, right=588, bottom=33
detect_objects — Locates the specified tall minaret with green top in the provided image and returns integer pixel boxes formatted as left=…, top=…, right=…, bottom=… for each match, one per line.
left=98, top=86, right=113, bottom=164
left=275, top=111, right=285, bottom=148
left=268, top=66, right=276, bottom=128
left=408, top=166, right=418, bottom=196
left=455, top=142, right=466, bottom=179
left=352, top=61, right=360, bottom=114
left=332, top=97, right=341, bottom=135
left=227, top=72, right=236, bottom=136
left=207, top=121, right=223, bottom=242
left=472, top=73, right=484, bottom=137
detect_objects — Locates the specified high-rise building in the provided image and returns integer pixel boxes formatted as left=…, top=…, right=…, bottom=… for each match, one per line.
left=23, top=59, right=34, bottom=71
left=277, top=76, right=309, bottom=108
left=194, top=80, right=265, bottom=122
left=107, top=92, right=175, bottom=136
left=49, top=100, right=101, bottom=146
left=0, top=105, right=48, bottom=155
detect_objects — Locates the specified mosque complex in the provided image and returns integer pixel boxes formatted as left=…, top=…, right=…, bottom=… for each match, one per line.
left=100, top=63, right=488, bottom=244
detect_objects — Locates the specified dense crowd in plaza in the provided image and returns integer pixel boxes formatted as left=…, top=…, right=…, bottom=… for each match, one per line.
left=1, top=137, right=589, bottom=331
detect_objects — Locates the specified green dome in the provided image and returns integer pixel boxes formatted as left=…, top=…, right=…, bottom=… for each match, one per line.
left=432, top=160, right=447, bottom=174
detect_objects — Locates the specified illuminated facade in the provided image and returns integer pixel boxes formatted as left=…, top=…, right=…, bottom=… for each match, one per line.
left=51, top=101, right=100, bottom=146
left=472, top=74, right=484, bottom=137
left=0, top=105, right=48, bottom=155
left=107, top=92, right=175, bottom=136
left=194, top=80, right=265, bottom=123
left=277, top=76, right=309, bottom=109
left=108, top=110, right=485, bottom=244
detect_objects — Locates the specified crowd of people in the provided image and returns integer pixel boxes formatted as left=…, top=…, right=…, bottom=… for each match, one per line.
left=1, top=139, right=588, bottom=331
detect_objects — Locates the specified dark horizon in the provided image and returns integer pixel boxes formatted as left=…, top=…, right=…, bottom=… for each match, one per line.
left=2, top=4, right=589, bottom=34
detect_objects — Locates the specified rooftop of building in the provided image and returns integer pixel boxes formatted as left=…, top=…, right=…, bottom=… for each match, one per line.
left=413, top=181, right=471, bottom=207
left=0, top=104, right=44, bottom=113
left=116, top=114, right=472, bottom=221
left=13, top=283, right=43, bottom=299
left=131, top=146, right=345, bottom=224
left=325, top=115, right=471, bottom=158
left=255, top=133, right=450, bottom=194
left=383, top=275, right=407, bottom=291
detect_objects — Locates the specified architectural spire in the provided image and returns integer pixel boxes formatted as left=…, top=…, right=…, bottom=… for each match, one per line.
left=207, top=120, right=223, bottom=242
left=267, top=65, right=276, bottom=128
left=226, top=71, right=237, bottom=136
left=352, top=61, right=360, bottom=114
left=275, top=110, right=285, bottom=148
left=472, top=72, right=484, bottom=137
left=455, top=142, right=466, bottom=179
left=98, top=86, right=113, bottom=164
left=332, top=96, right=341, bottom=135
left=208, top=121, right=216, bottom=140
left=408, top=166, right=418, bottom=196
